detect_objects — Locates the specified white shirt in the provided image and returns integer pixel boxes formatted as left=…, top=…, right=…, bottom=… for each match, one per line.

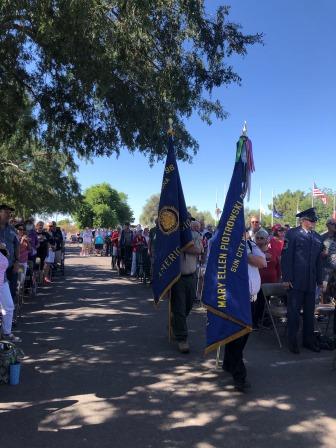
left=247, top=241, right=266, bottom=298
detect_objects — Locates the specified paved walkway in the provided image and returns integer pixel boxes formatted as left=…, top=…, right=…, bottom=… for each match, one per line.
left=1, top=247, right=336, bottom=448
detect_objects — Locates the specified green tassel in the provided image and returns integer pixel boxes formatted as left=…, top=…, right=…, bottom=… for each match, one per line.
left=236, top=137, right=244, bottom=162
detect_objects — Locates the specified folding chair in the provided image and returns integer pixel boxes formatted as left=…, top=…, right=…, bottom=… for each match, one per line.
left=315, top=303, right=335, bottom=337
left=261, top=283, right=288, bottom=348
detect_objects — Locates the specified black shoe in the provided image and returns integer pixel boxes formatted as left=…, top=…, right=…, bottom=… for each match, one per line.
left=234, top=380, right=251, bottom=393
left=303, top=343, right=320, bottom=353
left=289, top=343, right=300, bottom=354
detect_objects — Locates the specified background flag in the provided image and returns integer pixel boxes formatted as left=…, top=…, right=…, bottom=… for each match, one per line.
left=273, top=205, right=283, bottom=219
left=313, top=183, right=328, bottom=205
left=202, top=135, right=254, bottom=354
left=152, top=137, right=193, bottom=303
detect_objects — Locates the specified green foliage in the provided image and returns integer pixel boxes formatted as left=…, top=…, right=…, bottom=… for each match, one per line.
left=265, top=189, right=333, bottom=233
left=0, top=112, right=80, bottom=217
left=140, top=196, right=216, bottom=226
left=187, top=206, right=216, bottom=226
left=57, top=219, right=71, bottom=227
left=140, top=194, right=160, bottom=226
left=73, top=183, right=134, bottom=229
left=0, top=1, right=262, bottom=162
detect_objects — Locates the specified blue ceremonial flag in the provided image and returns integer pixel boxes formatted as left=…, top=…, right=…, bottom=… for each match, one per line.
left=202, top=136, right=254, bottom=354
left=273, top=206, right=283, bottom=219
left=152, top=136, right=193, bottom=303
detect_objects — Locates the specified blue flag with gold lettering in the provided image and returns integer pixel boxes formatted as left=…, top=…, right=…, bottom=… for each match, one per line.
left=202, top=136, right=254, bottom=354
left=152, top=137, right=193, bottom=303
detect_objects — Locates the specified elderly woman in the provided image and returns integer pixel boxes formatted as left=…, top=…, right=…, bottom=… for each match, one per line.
left=252, top=228, right=281, bottom=329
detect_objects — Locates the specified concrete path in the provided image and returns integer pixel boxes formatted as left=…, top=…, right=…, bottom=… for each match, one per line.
left=1, top=247, right=336, bottom=448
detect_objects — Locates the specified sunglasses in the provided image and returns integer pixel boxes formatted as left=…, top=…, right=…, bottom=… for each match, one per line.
left=251, top=221, right=259, bottom=224
left=17, top=228, right=24, bottom=231
left=256, top=236, right=266, bottom=240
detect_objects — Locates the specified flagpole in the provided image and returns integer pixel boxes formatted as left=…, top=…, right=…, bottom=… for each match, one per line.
left=296, top=198, right=300, bottom=227
left=215, top=189, right=218, bottom=225
left=312, top=182, right=314, bottom=207
left=333, top=194, right=336, bottom=219
left=259, top=187, right=262, bottom=223
left=271, top=189, right=274, bottom=227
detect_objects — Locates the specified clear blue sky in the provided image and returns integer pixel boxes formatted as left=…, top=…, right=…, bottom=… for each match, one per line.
left=76, top=0, right=336, bottom=223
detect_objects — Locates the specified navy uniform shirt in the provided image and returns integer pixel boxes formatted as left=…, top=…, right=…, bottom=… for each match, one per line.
left=281, top=226, right=323, bottom=292
left=0, top=224, right=19, bottom=268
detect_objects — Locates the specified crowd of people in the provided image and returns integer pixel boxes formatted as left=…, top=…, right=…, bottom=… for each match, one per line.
left=162, top=208, right=336, bottom=392
left=0, top=204, right=65, bottom=344
left=2, top=200, right=336, bottom=392
left=76, top=223, right=156, bottom=281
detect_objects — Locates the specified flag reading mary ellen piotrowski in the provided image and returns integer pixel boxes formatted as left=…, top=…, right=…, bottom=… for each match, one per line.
left=202, top=136, right=253, bottom=354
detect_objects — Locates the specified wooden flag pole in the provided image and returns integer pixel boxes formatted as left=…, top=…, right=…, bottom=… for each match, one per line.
left=215, top=346, right=222, bottom=369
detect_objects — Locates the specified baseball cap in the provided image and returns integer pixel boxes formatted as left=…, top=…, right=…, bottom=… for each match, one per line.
left=272, top=223, right=285, bottom=232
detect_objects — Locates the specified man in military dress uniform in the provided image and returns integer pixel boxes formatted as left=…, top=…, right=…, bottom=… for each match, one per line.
left=281, top=208, right=323, bottom=353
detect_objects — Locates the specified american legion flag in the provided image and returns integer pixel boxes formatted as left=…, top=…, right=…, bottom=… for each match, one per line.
left=152, top=136, right=193, bottom=303
left=202, top=135, right=255, bottom=354
left=313, top=183, right=328, bottom=205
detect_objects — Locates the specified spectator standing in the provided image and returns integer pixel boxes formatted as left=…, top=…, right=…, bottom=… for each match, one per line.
left=48, top=221, right=63, bottom=267
left=148, top=220, right=158, bottom=281
left=36, top=221, right=50, bottom=269
left=120, top=223, right=133, bottom=275
left=44, top=223, right=57, bottom=283
left=270, top=224, right=285, bottom=260
left=25, top=218, right=39, bottom=263
left=16, top=224, right=31, bottom=286
left=111, top=226, right=121, bottom=269
left=247, top=216, right=266, bottom=242
left=94, top=231, right=104, bottom=255
left=0, top=204, right=20, bottom=307
left=0, top=243, right=21, bottom=342
left=252, top=229, right=280, bottom=329
left=105, top=229, right=112, bottom=257
left=131, top=229, right=147, bottom=277
left=281, top=208, right=323, bottom=354
left=81, top=228, right=93, bottom=256
left=321, top=218, right=336, bottom=302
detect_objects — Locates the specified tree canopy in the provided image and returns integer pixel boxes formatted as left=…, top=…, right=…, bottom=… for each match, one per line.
left=139, top=194, right=160, bottom=227
left=0, top=105, right=80, bottom=217
left=0, top=1, right=262, bottom=162
left=73, top=183, right=134, bottom=229
left=270, top=189, right=334, bottom=233
left=187, top=206, right=215, bottom=226
left=139, top=194, right=215, bottom=226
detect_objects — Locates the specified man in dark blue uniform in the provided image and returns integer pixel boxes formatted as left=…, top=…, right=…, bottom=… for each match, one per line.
left=281, top=208, right=323, bottom=354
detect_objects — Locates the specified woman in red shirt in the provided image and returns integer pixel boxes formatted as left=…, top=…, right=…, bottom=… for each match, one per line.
left=269, top=224, right=285, bottom=260
left=131, top=229, right=147, bottom=276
